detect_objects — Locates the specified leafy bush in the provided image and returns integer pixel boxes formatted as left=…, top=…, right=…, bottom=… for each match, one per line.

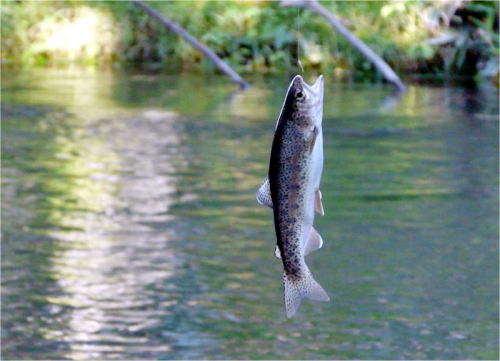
left=1, top=0, right=497, bottom=79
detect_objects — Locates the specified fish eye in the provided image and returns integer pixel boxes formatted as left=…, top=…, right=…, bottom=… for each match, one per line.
left=296, top=91, right=304, bottom=99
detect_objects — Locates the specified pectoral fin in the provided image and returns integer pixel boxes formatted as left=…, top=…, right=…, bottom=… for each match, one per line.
left=308, top=126, right=318, bottom=153
left=315, top=189, right=324, bottom=216
left=256, top=177, right=273, bottom=208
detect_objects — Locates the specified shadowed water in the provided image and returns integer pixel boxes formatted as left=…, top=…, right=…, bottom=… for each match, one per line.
left=2, top=70, right=498, bottom=360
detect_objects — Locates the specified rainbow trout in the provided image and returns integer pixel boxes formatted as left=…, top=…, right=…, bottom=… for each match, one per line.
left=257, top=75, right=329, bottom=318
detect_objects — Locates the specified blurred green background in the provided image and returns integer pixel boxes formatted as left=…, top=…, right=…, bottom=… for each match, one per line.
left=1, top=1, right=499, bottom=360
left=1, top=0, right=498, bottom=81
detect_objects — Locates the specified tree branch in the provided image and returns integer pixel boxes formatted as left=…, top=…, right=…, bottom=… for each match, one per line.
left=282, top=0, right=406, bottom=92
left=132, top=0, right=250, bottom=89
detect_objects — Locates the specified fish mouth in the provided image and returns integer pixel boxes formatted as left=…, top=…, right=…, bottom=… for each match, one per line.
left=292, top=75, right=324, bottom=97
left=311, top=75, right=324, bottom=94
left=305, top=75, right=324, bottom=96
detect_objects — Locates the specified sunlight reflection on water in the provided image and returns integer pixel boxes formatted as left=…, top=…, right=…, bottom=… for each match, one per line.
left=2, top=70, right=498, bottom=360
left=44, top=111, right=188, bottom=358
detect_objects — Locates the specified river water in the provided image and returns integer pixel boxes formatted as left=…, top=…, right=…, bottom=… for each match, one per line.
left=2, top=70, right=498, bottom=360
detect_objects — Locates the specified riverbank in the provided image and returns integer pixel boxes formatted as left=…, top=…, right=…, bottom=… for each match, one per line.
left=1, top=1, right=498, bottom=81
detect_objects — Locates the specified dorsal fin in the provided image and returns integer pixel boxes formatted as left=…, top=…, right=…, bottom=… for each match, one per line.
left=256, top=177, right=273, bottom=208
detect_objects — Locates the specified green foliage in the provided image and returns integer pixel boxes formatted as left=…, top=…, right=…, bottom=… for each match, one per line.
left=1, top=0, right=498, bottom=79
left=1, top=1, right=117, bottom=67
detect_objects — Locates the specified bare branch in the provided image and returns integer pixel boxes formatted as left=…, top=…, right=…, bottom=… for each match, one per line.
left=132, top=0, right=250, bottom=90
left=282, top=0, right=406, bottom=92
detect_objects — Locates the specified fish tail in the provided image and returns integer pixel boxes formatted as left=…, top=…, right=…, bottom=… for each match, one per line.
left=283, top=268, right=330, bottom=318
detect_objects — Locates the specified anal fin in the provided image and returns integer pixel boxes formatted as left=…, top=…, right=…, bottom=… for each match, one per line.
left=305, top=227, right=323, bottom=255
left=275, top=227, right=323, bottom=259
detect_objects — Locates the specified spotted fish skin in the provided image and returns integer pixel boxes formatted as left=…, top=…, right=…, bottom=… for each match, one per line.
left=267, top=75, right=329, bottom=318
left=271, top=119, right=315, bottom=276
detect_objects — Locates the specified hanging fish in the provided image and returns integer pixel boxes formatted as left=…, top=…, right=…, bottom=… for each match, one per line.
left=257, top=75, right=329, bottom=318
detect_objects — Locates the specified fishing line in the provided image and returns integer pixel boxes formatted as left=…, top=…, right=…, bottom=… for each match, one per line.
left=296, top=5, right=304, bottom=73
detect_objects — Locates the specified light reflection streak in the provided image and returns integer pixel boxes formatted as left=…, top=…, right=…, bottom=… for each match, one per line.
left=44, top=108, right=187, bottom=359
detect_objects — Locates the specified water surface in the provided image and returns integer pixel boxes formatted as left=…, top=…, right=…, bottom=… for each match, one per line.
left=2, top=70, right=498, bottom=360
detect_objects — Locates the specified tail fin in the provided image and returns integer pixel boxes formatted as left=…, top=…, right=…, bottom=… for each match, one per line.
left=283, top=269, right=330, bottom=318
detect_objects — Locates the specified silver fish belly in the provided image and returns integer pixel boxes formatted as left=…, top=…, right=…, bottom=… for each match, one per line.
left=257, top=75, right=329, bottom=318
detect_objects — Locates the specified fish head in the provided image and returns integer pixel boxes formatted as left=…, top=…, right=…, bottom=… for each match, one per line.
left=285, top=75, right=324, bottom=127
